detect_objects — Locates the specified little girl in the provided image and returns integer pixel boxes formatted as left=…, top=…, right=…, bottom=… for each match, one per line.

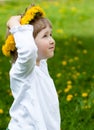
left=2, top=4, right=61, bottom=130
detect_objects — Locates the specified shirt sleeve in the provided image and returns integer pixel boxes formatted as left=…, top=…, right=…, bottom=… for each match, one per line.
left=10, top=25, right=38, bottom=78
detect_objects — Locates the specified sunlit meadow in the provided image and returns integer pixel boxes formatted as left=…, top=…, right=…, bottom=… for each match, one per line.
left=0, top=0, right=94, bottom=130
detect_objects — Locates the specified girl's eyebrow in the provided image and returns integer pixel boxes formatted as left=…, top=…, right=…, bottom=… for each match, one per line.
left=44, top=30, right=52, bottom=34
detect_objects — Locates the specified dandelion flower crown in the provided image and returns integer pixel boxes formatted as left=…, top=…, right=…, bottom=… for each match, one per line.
left=2, top=5, right=45, bottom=57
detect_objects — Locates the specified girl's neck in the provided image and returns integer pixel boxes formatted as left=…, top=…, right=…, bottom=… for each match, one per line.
left=36, top=59, right=40, bottom=66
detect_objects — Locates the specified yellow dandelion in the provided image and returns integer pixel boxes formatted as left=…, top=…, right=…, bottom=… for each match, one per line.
left=69, top=58, right=73, bottom=63
left=56, top=73, right=62, bottom=78
left=67, top=80, right=72, bottom=85
left=66, top=94, right=73, bottom=101
left=58, top=89, right=62, bottom=95
left=64, top=84, right=72, bottom=93
left=88, top=105, right=91, bottom=109
left=64, top=41, right=69, bottom=45
left=67, top=84, right=72, bottom=89
left=78, top=40, right=82, bottom=44
left=71, top=66, right=75, bottom=70
left=74, top=93, right=78, bottom=96
left=0, top=109, right=4, bottom=114
left=56, top=29, right=64, bottom=34
left=82, top=71, right=86, bottom=75
left=84, top=105, right=88, bottom=109
left=73, top=36, right=77, bottom=42
left=83, top=100, right=87, bottom=103
left=7, top=89, right=13, bottom=96
left=74, top=57, right=79, bottom=61
left=76, top=72, right=80, bottom=77
left=83, top=49, right=87, bottom=54
left=72, top=74, right=77, bottom=79
left=71, top=7, right=77, bottom=13
left=82, top=93, right=88, bottom=97
left=83, top=105, right=91, bottom=109
left=62, top=61, right=67, bottom=66
left=64, top=88, right=70, bottom=93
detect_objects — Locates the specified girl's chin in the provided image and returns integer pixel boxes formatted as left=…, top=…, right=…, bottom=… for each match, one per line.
left=48, top=52, right=54, bottom=59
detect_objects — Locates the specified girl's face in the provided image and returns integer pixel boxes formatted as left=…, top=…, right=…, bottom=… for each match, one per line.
left=35, top=25, right=55, bottom=61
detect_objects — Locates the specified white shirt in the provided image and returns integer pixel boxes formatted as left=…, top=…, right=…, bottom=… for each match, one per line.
left=8, top=25, right=61, bottom=130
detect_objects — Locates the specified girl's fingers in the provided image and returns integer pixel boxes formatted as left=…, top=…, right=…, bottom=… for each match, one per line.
left=7, top=15, right=21, bottom=29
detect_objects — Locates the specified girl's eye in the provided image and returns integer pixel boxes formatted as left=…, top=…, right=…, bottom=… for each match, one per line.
left=43, top=34, right=52, bottom=38
left=43, top=35, right=47, bottom=37
left=50, top=33, right=52, bottom=36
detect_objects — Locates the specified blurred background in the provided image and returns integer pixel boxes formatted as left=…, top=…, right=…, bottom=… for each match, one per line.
left=0, top=0, right=94, bottom=129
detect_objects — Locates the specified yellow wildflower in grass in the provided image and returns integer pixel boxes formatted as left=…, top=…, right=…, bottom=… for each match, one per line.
left=72, top=74, right=77, bottom=80
left=62, top=61, right=67, bottom=66
left=72, top=36, right=77, bottom=42
left=74, top=56, right=79, bottom=61
left=66, top=94, right=73, bottom=101
left=69, top=58, right=73, bottom=63
left=71, top=7, right=77, bottom=13
left=64, top=88, right=70, bottom=93
left=67, top=80, right=72, bottom=85
left=82, top=93, right=88, bottom=97
left=7, top=89, right=13, bottom=96
left=64, top=41, right=69, bottom=45
left=82, top=71, right=86, bottom=75
left=0, top=109, right=4, bottom=114
left=64, top=84, right=72, bottom=93
left=84, top=105, right=91, bottom=109
left=56, top=73, right=62, bottom=78
left=83, top=49, right=88, bottom=54
left=77, top=65, right=80, bottom=69
left=76, top=72, right=80, bottom=77
left=74, top=93, right=78, bottom=96
left=87, top=105, right=91, bottom=109
left=71, top=66, right=75, bottom=70
left=56, top=29, right=64, bottom=34
left=58, top=89, right=62, bottom=95
left=78, top=40, right=83, bottom=44
left=83, top=100, right=87, bottom=104
left=67, top=84, right=72, bottom=89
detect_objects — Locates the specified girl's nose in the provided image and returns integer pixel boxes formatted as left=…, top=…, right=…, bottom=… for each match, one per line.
left=49, top=37, right=55, bottom=45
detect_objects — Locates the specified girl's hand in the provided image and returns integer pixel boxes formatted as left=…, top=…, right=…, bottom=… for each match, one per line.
left=7, top=15, right=21, bottom=29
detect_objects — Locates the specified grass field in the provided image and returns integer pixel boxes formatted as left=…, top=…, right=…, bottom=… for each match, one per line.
left=0, top=0, right=94, bottom=130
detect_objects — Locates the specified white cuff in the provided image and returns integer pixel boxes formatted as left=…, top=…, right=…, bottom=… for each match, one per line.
left=10, top=25, right=33, bottom=34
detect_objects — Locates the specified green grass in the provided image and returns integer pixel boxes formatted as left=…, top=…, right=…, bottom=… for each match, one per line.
left=0, top=0, right=94, bottom=129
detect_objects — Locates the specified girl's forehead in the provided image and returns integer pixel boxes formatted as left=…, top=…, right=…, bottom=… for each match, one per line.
left=35, top=25, right=52, bottom=38
left=41, top=26, right=52, bottom=33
